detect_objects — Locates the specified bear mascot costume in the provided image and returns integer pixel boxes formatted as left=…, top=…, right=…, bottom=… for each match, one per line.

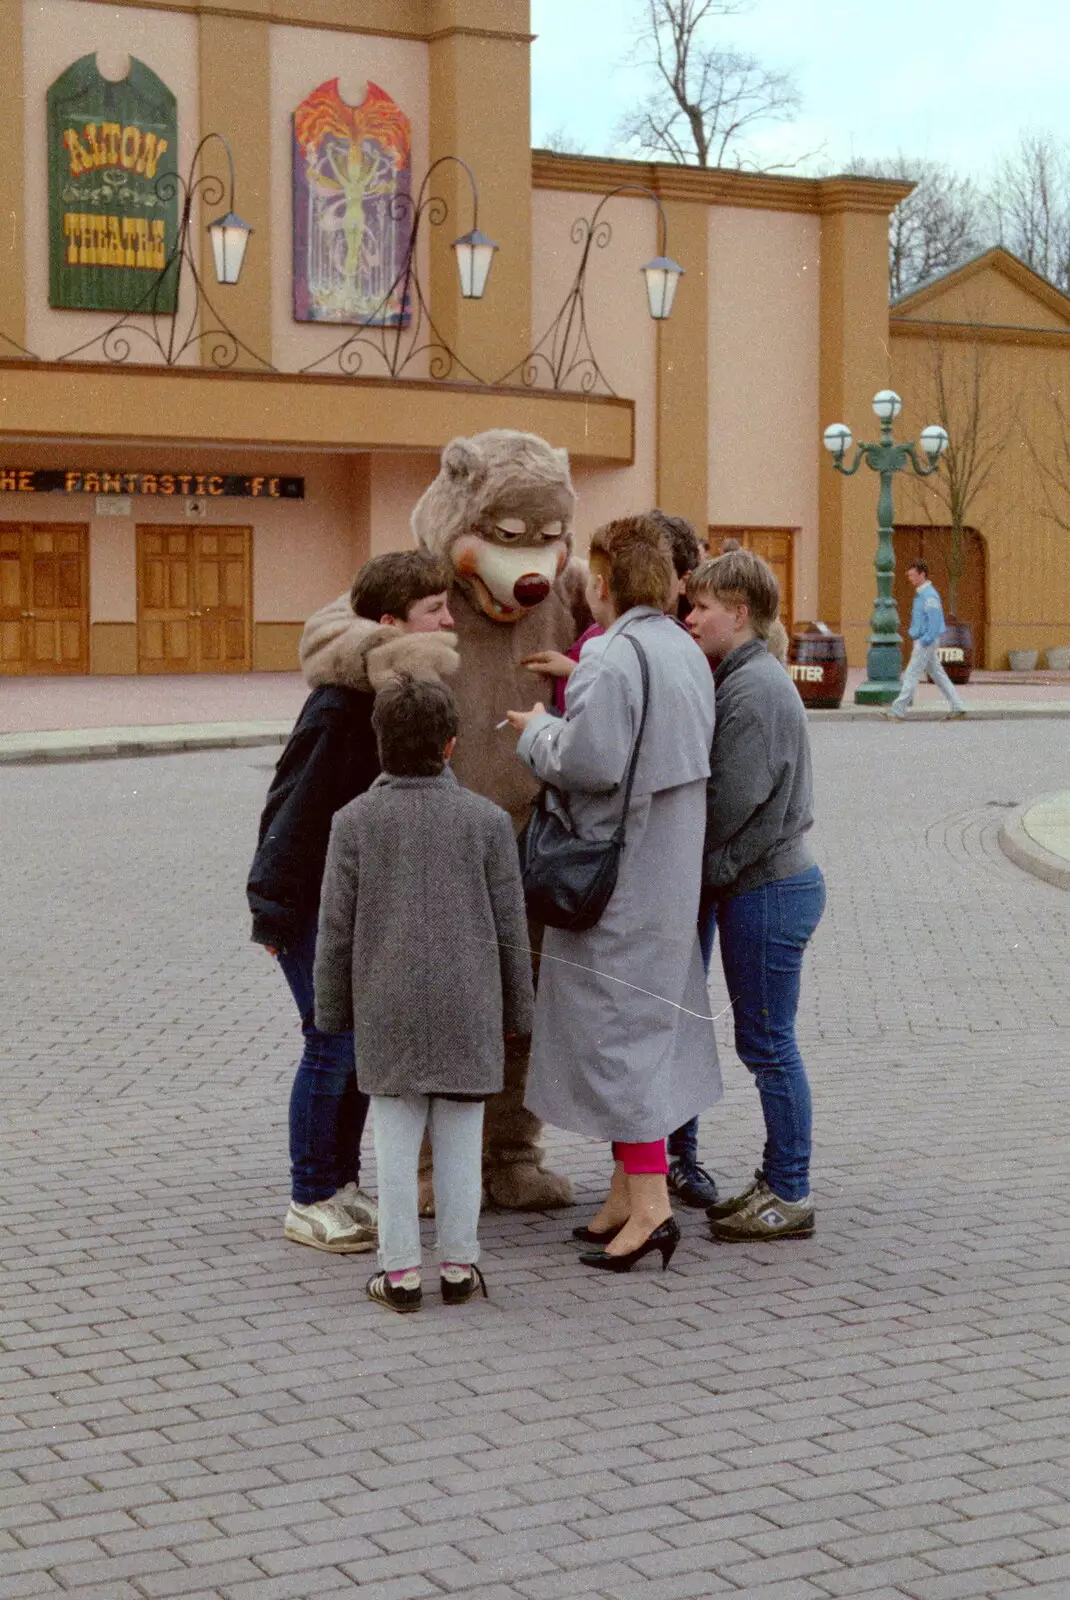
left=299, top=428, right=591, bottom=1210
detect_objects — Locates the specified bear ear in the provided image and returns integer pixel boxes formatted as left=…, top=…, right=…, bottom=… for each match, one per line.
left=442, top=437, right=485, bottom=486
left=554, top=447, right=570, bottom=467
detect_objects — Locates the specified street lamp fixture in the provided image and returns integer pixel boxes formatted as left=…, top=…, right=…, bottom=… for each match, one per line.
left=497, top=183, right=685, bottom=392
left=822, top=389, right=950, bottom=705
left=452, top=227, right=498, bottom=300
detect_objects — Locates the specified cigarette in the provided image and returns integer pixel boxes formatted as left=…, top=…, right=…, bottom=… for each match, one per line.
left=495, top=718, right=510, bottom=730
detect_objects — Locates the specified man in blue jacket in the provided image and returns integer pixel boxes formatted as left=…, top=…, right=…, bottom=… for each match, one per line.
left=885, top=560, right=967, bottom=721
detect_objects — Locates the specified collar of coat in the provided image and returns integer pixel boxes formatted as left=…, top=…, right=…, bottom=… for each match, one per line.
left=369, top=769, right=459, bottom=791
left=713, top=636, right=767, bottom=689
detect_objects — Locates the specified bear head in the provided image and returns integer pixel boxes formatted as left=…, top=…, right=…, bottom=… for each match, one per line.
left=411, top=428, right=577, bottom=623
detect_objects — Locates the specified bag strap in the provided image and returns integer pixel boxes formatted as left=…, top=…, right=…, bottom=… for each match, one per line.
left=610, top=632, right=651, bottom=844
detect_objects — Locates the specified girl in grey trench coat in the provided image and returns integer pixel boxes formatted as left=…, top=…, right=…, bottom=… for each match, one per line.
left=508, top=517, right=721, bottom=1271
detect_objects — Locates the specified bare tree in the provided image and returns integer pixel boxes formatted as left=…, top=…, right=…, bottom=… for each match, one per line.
left=1026, top=382, right=1070, bottom=533
left=988, top=132, right=1070, bottom=291
left=918, top=327, right=1015, bottom=616
left=617, top=0, right=801, bottom=170
left=535, top=126, right=588, bottom=157
left=850, top=154, right=985, bottom=300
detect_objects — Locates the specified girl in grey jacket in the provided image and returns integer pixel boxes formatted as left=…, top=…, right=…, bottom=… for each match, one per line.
left=315, top=675, right=533, bottom=1313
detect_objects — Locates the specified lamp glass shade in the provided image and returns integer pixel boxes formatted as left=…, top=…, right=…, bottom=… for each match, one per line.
left=452, top=229, right=498, bottom=299
left=640, top=255, right=684, bottom=320
left=822, top=423, right=853, bottom=458
left=207, top=211, right=252, bottom=285
left=920, top=424, right=949, bottom=458
left=872, top=388, right=902, bottom=422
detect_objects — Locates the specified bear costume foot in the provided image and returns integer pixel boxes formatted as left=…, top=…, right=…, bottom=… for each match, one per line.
left=484, top=1149, right=574, bottom=1211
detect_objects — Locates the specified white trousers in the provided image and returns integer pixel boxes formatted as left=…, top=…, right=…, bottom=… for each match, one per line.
left=370, top=1094, right=483, bottom=1271
left=891, top=640, right=965, bottom=716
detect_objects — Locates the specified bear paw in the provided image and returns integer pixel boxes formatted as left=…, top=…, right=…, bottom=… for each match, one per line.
left=485, top=1152, right=574, bottom=1211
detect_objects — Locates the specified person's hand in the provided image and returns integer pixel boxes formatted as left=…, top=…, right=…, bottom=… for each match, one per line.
left=521, top=650, right=575, bottom=679
left=505, top=702, right=546, bottom=733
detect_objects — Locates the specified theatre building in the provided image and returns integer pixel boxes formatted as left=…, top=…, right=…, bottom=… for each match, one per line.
left=0, top=0, right=1063, bottom=678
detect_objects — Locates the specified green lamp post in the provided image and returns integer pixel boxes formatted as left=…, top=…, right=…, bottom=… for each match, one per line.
left=822, top=390, right=949, bottom=705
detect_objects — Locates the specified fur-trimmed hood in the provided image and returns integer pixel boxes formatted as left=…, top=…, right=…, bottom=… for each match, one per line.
left=299, top=593, right=459, bottom=692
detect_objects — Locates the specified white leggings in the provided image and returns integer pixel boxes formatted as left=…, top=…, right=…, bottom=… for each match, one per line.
left=370, top=1094, right=484, bottom=1272
left=892, top=640, right=965, bottom=715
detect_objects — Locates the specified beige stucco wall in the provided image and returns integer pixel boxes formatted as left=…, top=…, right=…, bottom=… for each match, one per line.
left=21, top=0, right=201, bottom=364
left=268, top=25, right=429, bottom=377
left=531, top=189, right=656, bottom=543
left=708, top=205, right=821, bottom=620
left=368, top=451, right=438, bottom=555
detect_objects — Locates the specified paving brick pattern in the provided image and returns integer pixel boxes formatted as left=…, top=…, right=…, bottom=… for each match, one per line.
left=2, top=721, right=1068, bottom=1599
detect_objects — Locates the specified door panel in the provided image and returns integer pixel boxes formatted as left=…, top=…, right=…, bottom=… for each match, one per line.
left=0, top=524, right=88, bottom=675
left=137, top=526, right=251, bottom=673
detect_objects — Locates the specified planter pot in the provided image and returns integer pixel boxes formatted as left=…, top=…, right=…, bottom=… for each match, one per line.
left=936, top=620, right=973, bottom=685
left=788, top=628, right=847, bottom=708
left=1045, top=646, right=1070, bottom=671
left=1008, top=649, right=1039, bottom=671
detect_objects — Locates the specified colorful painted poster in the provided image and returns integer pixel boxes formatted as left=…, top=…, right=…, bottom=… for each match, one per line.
left=48, top=55, right=179, bottom=313
left=292, top=79, right=411, bottom=325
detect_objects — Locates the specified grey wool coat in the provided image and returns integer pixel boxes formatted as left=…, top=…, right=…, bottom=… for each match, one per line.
left=313, top=770, right=534, bottom=1097
left=516, top=607, right=722, bottom=1142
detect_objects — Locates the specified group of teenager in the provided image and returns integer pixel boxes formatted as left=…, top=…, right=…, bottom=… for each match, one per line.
left=248, top=512, right=824, bottom=1315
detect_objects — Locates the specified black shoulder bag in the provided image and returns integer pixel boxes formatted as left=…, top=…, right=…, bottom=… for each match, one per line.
left=517, top=634, right=650, bottom=932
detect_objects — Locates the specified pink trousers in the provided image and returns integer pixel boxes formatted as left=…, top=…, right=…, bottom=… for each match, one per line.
left=612, top=1139, right=668, bottom=1176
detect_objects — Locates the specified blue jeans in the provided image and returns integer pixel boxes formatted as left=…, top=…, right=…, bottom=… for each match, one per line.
left=276, top=919, right=369, bottom=1206
left=669, top=866, right=825, bottom=1201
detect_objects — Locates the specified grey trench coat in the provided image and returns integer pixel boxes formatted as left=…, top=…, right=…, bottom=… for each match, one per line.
left=516, top=607, right=722, bottom=1142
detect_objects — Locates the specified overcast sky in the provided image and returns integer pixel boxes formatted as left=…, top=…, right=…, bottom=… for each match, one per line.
left=531, top=0, right=1070, bottom=180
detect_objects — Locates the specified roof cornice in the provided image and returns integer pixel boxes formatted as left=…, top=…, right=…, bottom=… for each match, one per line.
left=531, top=152, right=913, bottom=217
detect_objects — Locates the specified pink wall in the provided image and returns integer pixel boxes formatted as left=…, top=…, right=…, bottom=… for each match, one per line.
left=531, top=189, right=656, bottom=545
left=21, top=1, right=201, bottom=364
left=707, top=206, right=821, bottom=620
left=368, top=452, right=439, bottom=555
left=269, top=26, right=429, bottom=376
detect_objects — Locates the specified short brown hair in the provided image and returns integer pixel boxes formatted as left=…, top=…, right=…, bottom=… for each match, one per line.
left=686, top=548, right=780, bottom=638
left=588, top=515, right=675, bottom=616
left=907, top=558, right=929, bottom=578
left=647, top=510, right=701, bottom=579
left=350, top=550, right=450, bottom=623
left=372, top=673, right=459, bottom=777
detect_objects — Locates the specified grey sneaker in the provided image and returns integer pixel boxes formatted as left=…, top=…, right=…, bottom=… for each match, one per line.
left=706, top=1169, right=764, bottom=1220
left=707, top=1178, right=814, bottom=1242
left=334, top=1183, right=378, bottom=1228
left=284, top=1197, right=377, bottom=1254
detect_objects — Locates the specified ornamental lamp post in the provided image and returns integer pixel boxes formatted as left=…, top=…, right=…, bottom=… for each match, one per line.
left=822, top=390, right=949, bottom=705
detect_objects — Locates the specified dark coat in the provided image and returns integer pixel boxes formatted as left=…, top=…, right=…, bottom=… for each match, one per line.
left=246, top=684, right=380, bottom=951
left=314, top=771, right=534, bottom=1097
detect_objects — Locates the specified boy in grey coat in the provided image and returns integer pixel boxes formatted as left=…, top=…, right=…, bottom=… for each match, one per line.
left=314, top=674, right=533, bottom=1313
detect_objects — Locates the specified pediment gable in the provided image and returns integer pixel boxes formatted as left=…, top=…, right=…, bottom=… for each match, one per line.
left=893, top=248, right=1070, bottom=332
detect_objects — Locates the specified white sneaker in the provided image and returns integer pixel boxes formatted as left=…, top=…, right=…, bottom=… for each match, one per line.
left=333, top=1183, right=378, bottom=1229
left=284, top=1197, right=376, bottom=1253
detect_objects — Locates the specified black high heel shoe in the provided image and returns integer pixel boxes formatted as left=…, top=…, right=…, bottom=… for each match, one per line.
left=571, top=1221, right=625, bottom=1245
left=579, top=1217, right=680, bottom=1273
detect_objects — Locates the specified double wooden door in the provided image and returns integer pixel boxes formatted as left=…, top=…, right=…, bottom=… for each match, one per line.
left=0, top=524, right=89, bottom=675
left=137, top=527, right=252, bottom=673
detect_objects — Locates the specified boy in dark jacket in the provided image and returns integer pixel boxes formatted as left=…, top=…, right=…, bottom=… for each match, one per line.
left=248, top=551, right=455, bottom=1253
left=315, top=676, right=533, bottom=1313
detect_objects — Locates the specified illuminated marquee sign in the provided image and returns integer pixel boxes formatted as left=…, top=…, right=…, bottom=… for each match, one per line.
left=0, top=469, right=304, bottom=499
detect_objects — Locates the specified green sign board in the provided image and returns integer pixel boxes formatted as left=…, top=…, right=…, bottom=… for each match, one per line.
left=48, top=55, right=178, bottom=313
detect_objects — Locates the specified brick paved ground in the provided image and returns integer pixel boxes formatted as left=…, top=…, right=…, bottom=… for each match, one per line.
left=2, top=722, right=1068, bottom=1600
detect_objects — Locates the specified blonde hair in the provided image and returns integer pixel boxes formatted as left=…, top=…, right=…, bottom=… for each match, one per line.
left=766, top=617, right=789, bottom=667
left=588, top=514, right=676, bottom=616
left=686, top=548, right=780, bottom=639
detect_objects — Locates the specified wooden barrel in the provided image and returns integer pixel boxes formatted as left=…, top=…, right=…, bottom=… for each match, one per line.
left=788, top=627, right=848, bottom=709
left=936, top=621, right=973, bottom=685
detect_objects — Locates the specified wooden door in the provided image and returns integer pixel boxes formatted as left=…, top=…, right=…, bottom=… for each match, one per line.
left=893, top=525, right=987, bottom=664
left=137, top=526, right=251, bottom=673
left=195, top=529, right=252, bottom=672
left=708, top=526, right=795, bottom=625
left=0, top=524, right=88, bottom=676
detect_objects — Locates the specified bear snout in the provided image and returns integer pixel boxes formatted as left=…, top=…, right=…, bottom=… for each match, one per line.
left=513, top=573, right=552, bottom=607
